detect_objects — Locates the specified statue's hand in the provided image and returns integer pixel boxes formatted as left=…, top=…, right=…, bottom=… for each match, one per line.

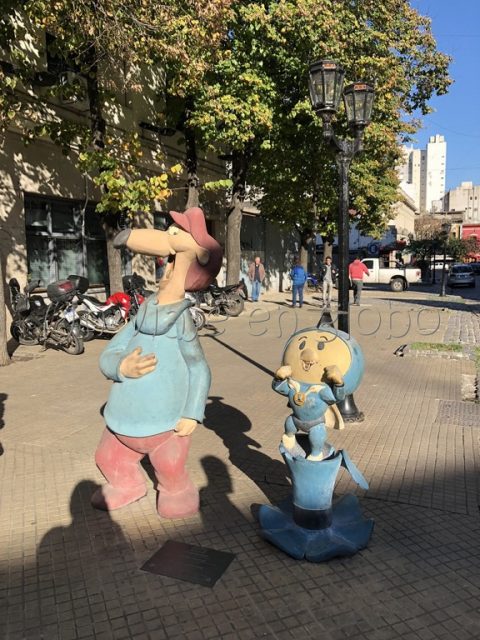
left=119, top=347, right=157, bottom=378
left=174, top=418, right=198, bottom=437
left=324, top=365, right=344, bottom=386
left=275, top=365, right=292, bottom=380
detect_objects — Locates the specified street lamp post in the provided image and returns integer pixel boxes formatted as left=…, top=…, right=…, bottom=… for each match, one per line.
left=308, top=60, right=374, bottom=422
left=439, top=222, right=451, bottom=297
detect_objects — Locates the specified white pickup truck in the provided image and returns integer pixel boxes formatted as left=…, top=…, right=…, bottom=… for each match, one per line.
left=360, top=258, right=422, bottom=292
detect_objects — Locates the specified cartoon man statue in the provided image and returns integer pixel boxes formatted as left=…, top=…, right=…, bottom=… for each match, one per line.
left=91, top=207, right=222, bottom=519
left=259, top=325, right=374, bottom=562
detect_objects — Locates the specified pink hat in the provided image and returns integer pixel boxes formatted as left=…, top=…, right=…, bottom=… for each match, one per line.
left=169, top=207, right=223, bottom=291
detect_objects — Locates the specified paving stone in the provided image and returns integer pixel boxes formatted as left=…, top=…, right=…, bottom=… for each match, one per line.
left=1, top=291, right=480, bottom=639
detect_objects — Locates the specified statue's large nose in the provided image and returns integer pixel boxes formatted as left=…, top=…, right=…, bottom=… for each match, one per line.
left=301, top=348, right=317, bottom=363
left=113, top=229, right=131, bottom=248
left=112, top=229, right=172, bottom=256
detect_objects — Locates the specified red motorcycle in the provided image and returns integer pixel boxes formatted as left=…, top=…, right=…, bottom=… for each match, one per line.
left=70, top=276, right=132, bottom=341
left=122, top=273, right=151, bottom=317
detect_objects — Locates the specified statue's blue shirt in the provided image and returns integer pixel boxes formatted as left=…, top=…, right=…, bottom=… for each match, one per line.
left=272, top=378, right=345, bottom=423
left=99, top=297, right=210, bottom=437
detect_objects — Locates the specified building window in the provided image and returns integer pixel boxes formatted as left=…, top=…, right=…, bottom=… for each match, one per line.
left=241, top=214, right=265, bottom=255
left=46, top=33, right=80, bottom=75
left=153, top=212, right=170, bottom=230
left=25, top=194, right=108, bottom=287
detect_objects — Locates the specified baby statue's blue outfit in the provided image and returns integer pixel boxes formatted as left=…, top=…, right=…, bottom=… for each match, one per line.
left=272, top=378, right=345, bottom=458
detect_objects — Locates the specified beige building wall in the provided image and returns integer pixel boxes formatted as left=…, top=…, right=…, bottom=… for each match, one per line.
left=443, top=181, right=480, bottom=223
left=389, top=189, right=418, bottom=240
left=424, top=134, right=446, bottom=212
left=400, top=135, right=446, bottom=214
left=0, top=25, right=225, bottom=310
left=411, top=148, right=423, bottom=212
left=0, top=32, right=227, bottom=302
left=0, top=130, right=99, bottom=289
left=0, top=129, right=226, bottom=294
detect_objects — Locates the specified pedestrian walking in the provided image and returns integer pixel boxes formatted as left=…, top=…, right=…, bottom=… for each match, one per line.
left=320, top=256, right=338, bottom=307
left=348, top=256, right=369, bottom=305
left=290, top=258, right=307, bottom=308
left=248, top=256, right=266, bottom=301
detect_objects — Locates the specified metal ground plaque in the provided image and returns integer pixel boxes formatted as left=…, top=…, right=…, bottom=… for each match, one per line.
left=435, top=400, right=480, bottom=428
left=140, top=540, right=235, bottom=587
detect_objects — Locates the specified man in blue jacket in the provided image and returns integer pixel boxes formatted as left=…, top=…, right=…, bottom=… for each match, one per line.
left=290, top=258, right=307, bottom=308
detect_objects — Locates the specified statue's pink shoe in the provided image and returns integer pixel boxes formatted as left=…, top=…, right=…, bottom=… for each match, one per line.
left=91, top=483, right=147, bottom=510
left=157, top=483, right=199, bottom=519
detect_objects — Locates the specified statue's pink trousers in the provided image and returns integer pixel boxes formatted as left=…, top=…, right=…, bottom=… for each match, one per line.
left=91, top=428, right=199, bottom=519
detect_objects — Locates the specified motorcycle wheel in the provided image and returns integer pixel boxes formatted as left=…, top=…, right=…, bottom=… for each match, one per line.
left=77, top=310, right=96, bottom=342
left=223, top=294, right=244, bottom=317
left=10, top=321, right=39, bottom=345
left=190, top=307, right=206, bottom=331
left=54, top=319, right=84, bottom=355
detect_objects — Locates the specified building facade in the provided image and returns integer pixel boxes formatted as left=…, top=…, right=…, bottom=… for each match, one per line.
left=399, top=134, right=447, bottom=213
left=0, top=27, right=227, bottom=302
left=442, top=181, right=480, bottom=223
left=315, top=187, right=418, bottom=265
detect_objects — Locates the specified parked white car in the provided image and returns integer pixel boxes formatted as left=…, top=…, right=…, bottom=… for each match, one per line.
left=360, top=258, right=422, bottom=292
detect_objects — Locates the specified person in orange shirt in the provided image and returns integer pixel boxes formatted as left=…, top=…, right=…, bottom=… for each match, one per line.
left=348, top=257, right=369, bottom=305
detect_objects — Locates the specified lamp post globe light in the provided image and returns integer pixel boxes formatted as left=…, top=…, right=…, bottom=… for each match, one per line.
left=308, top=60, right=374, bottom=422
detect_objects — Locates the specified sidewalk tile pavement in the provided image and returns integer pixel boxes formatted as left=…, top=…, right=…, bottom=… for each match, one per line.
left=1, top=289, right=480, bottom=639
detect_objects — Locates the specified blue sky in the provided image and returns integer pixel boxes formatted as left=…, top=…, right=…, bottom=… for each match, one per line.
left=410, top=1, right=480, bottom=190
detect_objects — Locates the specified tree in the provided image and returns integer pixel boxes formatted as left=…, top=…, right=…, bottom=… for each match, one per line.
left=0, top=1, right=233, bottom=290
left=185, top=0, right=450, bottom=283
left=188, top=3, right=278, bottom=283
left=249, top=0, right=450, bottom=263
left=447, top=237, right=479, bottom=263
left=0, top=1, right=234, bottom=362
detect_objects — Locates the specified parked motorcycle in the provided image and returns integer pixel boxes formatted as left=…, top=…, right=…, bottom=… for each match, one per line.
left=124, top=272, right=206, bottom=330
left=306, top=272, right=322, bottom=292
left=122, top=273, right=152, bottom=318
left=195, top=281, right=245, bottom=317
left=185, top=292, right=206, bottom=330
left=72, top=276, right=131, bottom=341
left=9, top=277, right=84, bottom=355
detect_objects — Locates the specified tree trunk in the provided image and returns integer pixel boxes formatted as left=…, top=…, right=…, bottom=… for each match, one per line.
left=226, top=151, right=248, bottom=285
left=184, top=99, right=200, bottom=209
left=84, top=46, right=122, bottom=294
left=321, top=236, right=334, bottom=262
left=0, top=257, right=11, bottom=366
left=299, top=228, right=314, bottom=273
left=105, top=226, right=124, bottom=295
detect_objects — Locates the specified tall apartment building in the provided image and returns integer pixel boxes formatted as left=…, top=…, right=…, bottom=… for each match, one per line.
left=442, top=181, right=480, bottom=222
left=399, top=134, right=447, bottom=213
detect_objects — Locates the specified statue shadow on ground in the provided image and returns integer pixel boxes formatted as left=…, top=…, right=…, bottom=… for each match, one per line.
left=198, top=455, right=251, bottom=529
left=36, top=480, right=131, bottom=596
left=139, top=451, right=251, bottom=529
left=203, top=396, right=291, bottom=507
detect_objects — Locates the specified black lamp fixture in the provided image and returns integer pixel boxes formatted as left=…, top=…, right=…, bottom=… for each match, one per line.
left=308, top=59, right=374, bottom=423
left=343, top=81, right=375, bottom=130
left=308, top=60, right=374, bottom=140
left=308, top=60, right=345, bottom=116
